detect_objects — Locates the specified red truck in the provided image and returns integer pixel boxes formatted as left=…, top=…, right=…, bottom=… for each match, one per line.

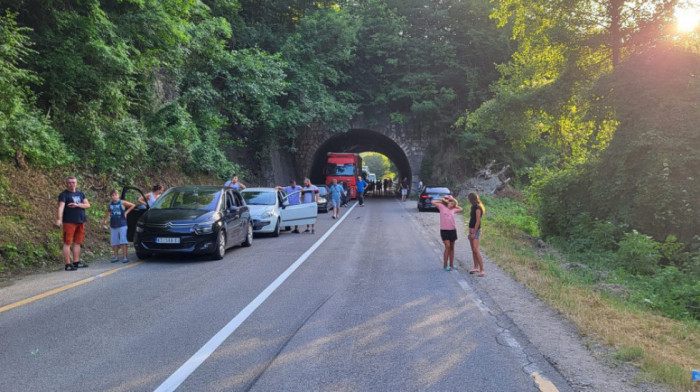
left=325, top=152, right=362, bottom=199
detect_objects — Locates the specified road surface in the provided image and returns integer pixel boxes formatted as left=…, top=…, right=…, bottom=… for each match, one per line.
left=0, top=197, right=609, bottom=391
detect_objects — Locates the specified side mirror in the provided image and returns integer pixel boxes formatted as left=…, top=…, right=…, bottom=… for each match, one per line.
left=229, top=205, right=239, bottom=212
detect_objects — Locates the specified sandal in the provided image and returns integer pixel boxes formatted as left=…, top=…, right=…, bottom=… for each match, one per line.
left=469, top=269, right=479, bottom=274
left=477, top=272, right=486, bottom=277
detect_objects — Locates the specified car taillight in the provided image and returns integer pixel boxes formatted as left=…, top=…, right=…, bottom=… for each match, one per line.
left=420, top=195, right=431, bottom=199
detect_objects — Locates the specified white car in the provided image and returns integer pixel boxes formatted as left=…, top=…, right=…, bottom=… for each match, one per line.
left=241, top=187, right=318, bottom=236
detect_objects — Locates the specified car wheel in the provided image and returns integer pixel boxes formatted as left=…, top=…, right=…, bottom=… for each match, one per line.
left=212, top=230, right=226, bottom=260
left=272, top=219, right=280, bottom=237
left=242, top=221, right=253, bottom=247
left=135, top=249, right=152, bottom=260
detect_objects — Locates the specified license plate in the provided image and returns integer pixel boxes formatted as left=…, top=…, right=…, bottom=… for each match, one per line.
left=156, top=237, right=180, bottom=244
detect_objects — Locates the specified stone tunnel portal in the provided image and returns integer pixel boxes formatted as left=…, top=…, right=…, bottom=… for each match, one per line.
left=308, top=129, right=412, bottom=186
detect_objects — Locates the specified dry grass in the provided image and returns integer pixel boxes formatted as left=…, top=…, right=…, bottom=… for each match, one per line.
left=483, top=229, right=700, bottom=392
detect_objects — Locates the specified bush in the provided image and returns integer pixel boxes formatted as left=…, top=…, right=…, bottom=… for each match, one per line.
left=616, top=231, right=661, bottom=275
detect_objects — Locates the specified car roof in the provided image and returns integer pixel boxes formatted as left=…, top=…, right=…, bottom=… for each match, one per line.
left=242, top=187, right=278, bottom=192
left=167, top=185, right=228, bottom=192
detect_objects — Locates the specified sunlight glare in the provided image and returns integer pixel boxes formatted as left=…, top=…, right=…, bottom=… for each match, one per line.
left=675, top=6, right=700, bottom=32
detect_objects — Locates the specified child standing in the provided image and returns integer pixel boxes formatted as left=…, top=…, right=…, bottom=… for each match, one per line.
left=102, top=190, right=136, bottom=263
left=467, top=192, right=486, bottom=276
left=430, top=196, right=463, bottom=271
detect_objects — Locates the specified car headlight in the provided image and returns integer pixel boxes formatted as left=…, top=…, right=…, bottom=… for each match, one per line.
left=318, top=197, right=327, bottom=204
left=191, top=223, right=214, bottom=235
left=260, top=210, right=274, bottom=219
left=136, top=225, right=144, bottom=233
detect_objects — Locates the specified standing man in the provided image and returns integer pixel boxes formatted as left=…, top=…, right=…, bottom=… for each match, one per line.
left=301, top=178, right=319, bottom=234
left=356, top=175, right=368, bottom=207
left=400, top=177, right=410, bottom=202
left=56, top=176, right=90, bottom=271
left=276, top=180, right=302, bottom=233
left=329, top=179, right=343, bottom=219
left=418, top=178, right=424, bottom=193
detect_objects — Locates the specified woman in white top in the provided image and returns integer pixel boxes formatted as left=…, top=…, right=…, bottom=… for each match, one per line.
left=138, top=184, right=164, bottom=207
left=224, top=174, right=246, bottom=190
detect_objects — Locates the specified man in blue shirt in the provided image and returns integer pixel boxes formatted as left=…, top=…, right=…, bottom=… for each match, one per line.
left=276, top=180, right=302, bottom=233
left=356, top=175, right=368, bottom=207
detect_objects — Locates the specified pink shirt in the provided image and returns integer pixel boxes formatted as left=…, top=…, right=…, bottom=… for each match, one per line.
left=436, top=203, right=458, bottom=230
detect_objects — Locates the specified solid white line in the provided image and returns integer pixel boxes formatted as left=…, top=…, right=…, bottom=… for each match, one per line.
left=154, top=202, right=358, bottom=392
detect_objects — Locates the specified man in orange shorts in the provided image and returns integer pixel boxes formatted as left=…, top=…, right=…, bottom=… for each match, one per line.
left=56, top=176, right=91, bottom=271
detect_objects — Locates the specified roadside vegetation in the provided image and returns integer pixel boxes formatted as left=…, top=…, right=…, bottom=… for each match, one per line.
left=480, top=193, right=700, bottom=391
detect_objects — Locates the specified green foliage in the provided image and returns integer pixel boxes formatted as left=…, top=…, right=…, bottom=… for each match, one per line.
left=481, top=195, right=539, bottom=237
left=0, top=11, right=70, bottom=167
left=486, top=194, right=700, bottom=321
left=360, top=152, right=397, bottom=180
left=616, top=231, right=661, bottom=276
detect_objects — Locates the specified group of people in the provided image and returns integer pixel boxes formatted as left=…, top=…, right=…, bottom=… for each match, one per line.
left=57, top=177, right=165, bottom=271
left=57, top=173, right=484, bottom=277
left=275, top=177, right=320, bottom=234
left=432, top=192, right=485, bottom=276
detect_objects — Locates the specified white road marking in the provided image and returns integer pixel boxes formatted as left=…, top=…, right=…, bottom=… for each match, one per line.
left=154, top=203, right=358, bottom=392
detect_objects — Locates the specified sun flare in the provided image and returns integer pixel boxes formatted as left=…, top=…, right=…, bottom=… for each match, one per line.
left=675, top=7, right=700, bottom=32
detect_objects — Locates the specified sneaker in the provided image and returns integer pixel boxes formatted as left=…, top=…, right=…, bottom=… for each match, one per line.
left=311, top=229, right=315, bottom=234
left=303, top=228, right=311, bottom=233
left=73, top=261, right=88, bottom=268
left=122, top=258, right=129, bottom=263
left=444, top=266, right=451, bottom=271
left=110, top=257, right=119, bottom=263
left=65, top=264, right=77, bottom=271
left=332, top=216, right=336, bottom=219
left=292, top=229, right=300, bottom=233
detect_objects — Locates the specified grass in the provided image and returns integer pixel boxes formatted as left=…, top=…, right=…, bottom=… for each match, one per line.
left=479, top=194, right=700, bottom=392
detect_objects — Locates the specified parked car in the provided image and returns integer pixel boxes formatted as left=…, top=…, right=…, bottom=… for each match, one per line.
left=241, top=187, right=318, bottom=236
left=122, top=185, right=253, bottom=260
left=315, top=184, right=331, bottom=213
left=417, top=186, right=452, bottom=212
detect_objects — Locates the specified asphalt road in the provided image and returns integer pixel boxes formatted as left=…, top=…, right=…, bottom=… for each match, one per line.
left=0, top=197, right=573, bottom=392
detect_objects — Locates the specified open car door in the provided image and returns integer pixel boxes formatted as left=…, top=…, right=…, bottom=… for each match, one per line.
left=120, top=186, right=149, bottom=242
left=279, top=190, right=318, bottom=227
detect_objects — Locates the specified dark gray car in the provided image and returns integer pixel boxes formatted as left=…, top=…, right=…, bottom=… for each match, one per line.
left=417, top=186, right=452, bottom=212
left=122, top=185, right=253, bottom=260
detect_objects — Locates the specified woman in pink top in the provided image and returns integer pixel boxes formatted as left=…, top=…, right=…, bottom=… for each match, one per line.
left=431, top=196, right=463, bottom=271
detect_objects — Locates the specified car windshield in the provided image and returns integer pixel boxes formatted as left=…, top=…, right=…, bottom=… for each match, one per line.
left=151, top=188, right=221, bottom=210
left=242, top=191, right=276, bottom=206
left=425, top=187, right=451, bottom=194
left=316, top=186, right=329, bottom=196
left=326, top=163, right=355, bottom=176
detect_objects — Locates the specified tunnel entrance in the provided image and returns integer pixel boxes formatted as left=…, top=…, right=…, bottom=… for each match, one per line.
left=308, top=129, right=412, bottom=186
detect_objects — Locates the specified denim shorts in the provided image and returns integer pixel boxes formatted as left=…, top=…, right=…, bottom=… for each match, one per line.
left=110, top=226, right=128, bottom=246
left=469, top=228, right=481, bottom=239
left=331, top=199, right=341, bottom=207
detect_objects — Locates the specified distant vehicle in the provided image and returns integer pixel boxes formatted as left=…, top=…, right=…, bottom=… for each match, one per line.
left=315, top=184, right=331, bottom=213
left=122, top=185, right=253, bottom=260
left=241, top=187, right=317, bottom=236
left=325, top=152, right=362, bottom=199
left=417, top=186, right=452, bottom=212
left=368, top=173, right=376, bottom=182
